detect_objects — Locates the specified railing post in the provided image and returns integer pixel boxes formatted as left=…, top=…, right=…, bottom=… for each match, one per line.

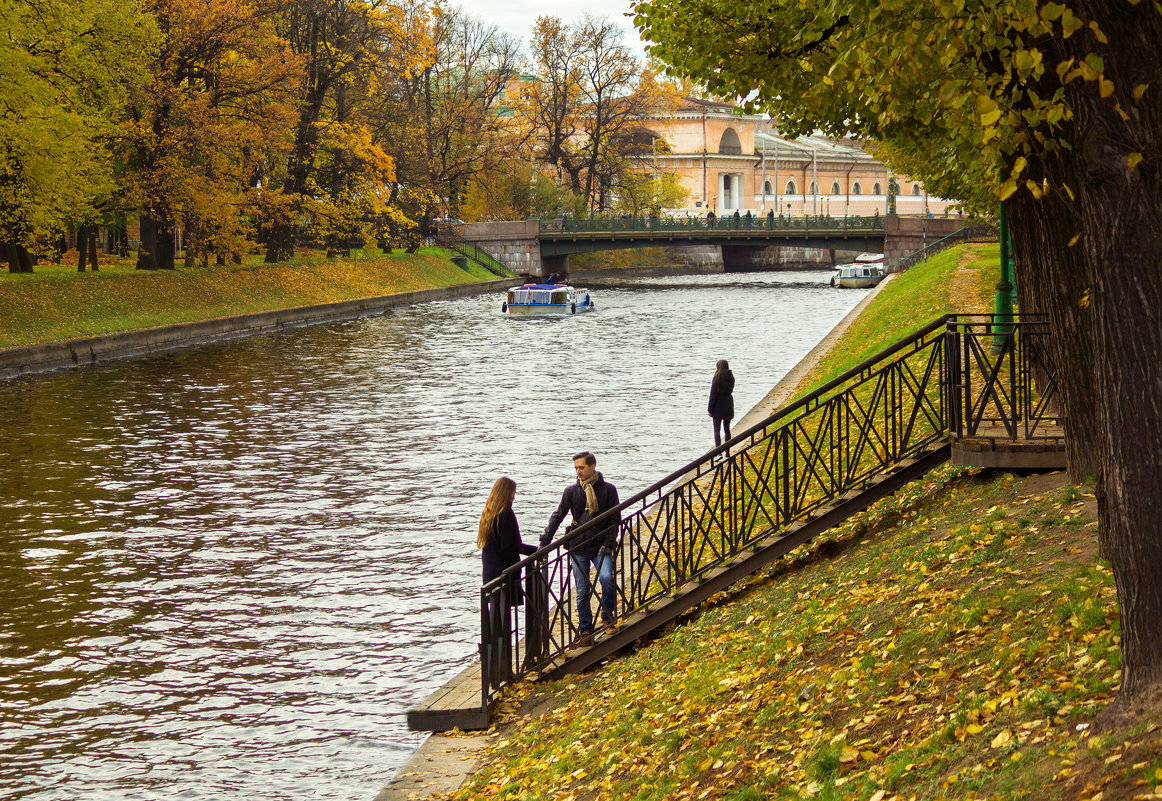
left=944, top=320, right=962, bottom=437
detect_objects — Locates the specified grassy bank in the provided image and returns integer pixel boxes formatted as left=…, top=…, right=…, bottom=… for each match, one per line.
left=443, top=245, right=1160, bottom=801
left=0, top=248, right=501, bottom=349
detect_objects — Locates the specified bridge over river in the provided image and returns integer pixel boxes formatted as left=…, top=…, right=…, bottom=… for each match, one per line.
left=454, top=214, right=968, bottom=277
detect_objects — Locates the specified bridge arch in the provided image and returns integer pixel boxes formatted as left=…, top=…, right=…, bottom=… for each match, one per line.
left=718, top=127, right=741, bottom=155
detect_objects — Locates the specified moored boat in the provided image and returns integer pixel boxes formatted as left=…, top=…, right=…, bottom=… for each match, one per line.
left=830, top=262, right=885, bottom=288
left=502, top=283, right=595, bottom=315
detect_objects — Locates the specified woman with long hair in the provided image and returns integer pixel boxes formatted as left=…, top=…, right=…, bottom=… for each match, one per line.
left=708, top=359, right=736, bottom=447
left=479, top=476, right=536, bottom=600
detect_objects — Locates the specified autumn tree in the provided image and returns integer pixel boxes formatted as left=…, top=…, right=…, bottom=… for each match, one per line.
left=372, top=3, right=529, bottom=230
left=0, top=0, right=154, bottom=272
left=634, top=0, right=1162, bottom=707
left=529, top=15, right=678, bottom=214
left=122, top=0, right=300, bottom=270
left=263, top=0, right=407, bottom=261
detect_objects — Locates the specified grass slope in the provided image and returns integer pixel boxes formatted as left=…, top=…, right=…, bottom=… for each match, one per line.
left=0, top=248, right=500, bottom=349
left=444, top=244, right=1161, bottom=801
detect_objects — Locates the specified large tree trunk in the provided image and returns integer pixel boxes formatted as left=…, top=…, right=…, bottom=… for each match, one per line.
left=77, top=225, right=89, bottom=271
left=86, top=226, right=99, bottom=271
left=1007, top=189, right=1099, bottom=480
left=1058, top=1, right=1162, bottom=705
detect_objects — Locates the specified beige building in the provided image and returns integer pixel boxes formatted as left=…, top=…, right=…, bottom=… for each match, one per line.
left=646, top=97, right=955, bottom=217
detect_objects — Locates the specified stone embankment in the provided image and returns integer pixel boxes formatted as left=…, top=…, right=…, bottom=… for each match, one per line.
left=0, top=279, right=511, bottom=381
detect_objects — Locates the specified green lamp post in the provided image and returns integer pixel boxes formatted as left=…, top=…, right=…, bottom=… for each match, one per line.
left=992, top=201, right=1016, bottom=347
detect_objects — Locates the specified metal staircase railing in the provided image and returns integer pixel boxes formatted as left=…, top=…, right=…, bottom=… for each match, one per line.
left=896, top=225, right=997, bottom=271
left=479, top=315, right=1059, bottom=712
left=434, top=226, right=511, bottom=276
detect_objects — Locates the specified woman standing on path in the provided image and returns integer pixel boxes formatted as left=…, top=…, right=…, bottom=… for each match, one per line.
left=708, top=359, right=736, bottom=447
left=479, top=477, right=536, bottom=602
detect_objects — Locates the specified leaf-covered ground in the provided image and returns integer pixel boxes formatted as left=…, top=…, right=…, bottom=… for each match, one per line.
left=446, top=467, right=1161, bottom=801
left=430, top=244, right=1161, bottom=801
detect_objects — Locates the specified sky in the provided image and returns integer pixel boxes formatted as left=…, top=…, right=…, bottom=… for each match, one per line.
left=453, top=0, right=651, bottom=63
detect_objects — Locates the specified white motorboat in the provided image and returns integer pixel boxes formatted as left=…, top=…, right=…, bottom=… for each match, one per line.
left=502, top=283, right=595, bottom=315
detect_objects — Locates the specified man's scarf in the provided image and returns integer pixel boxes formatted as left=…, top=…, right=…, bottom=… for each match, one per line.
left=580, top=472, right=599, bottom=516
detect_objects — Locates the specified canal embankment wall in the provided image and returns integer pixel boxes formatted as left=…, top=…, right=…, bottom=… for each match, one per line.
left=0, top=278, right=513, bottom=382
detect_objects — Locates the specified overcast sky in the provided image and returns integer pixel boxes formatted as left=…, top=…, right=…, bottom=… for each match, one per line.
left=453, top=0, right=651, bottom=63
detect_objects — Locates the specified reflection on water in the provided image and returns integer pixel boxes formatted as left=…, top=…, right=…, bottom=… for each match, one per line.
left=0, top=271, right=865, bottom=800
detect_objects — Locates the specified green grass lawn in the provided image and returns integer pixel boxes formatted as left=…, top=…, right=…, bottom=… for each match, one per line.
left=0, top=247, right=503, bottom=349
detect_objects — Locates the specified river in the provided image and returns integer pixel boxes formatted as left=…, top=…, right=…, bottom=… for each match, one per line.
left=0, top=270, right=866, bottom=800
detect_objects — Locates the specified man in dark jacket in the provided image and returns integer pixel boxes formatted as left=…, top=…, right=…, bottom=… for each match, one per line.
left=541, top=451, right=621, bottom=644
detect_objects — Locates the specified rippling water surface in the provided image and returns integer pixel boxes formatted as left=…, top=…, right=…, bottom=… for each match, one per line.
left=0, top=270, right=866, bottom=800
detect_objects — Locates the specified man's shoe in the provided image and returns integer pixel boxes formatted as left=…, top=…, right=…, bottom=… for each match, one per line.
left=576, top=632, right=594, bottom=647
left=603, top=620, right=620, bottom=634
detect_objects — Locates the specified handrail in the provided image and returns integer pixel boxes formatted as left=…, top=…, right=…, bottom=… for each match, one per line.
left=896, top=225, right=997, bottom=270
left=540, top=214, right=886, bottom=235
left=479, top=314, right=1058, bottom=712
left=434, top=227, right=511, bottom=276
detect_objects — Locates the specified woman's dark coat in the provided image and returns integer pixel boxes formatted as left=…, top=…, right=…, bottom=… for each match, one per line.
left=482, top=507, right=536, bottom=603
left=708, top=369, right=736, bottom=420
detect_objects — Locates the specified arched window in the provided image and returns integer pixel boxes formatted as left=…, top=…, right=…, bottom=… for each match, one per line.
left=852, top=182, right=862, bottom=195
left=785, top=179, right=798, bottom=195
left=873, top=181, right=882, bottom=195
left=830, top=181, right=842, bottom=195
left=912, top=184, right=922, bottom=196
left=808, top=180, right=818, bottom=195
left=718, top=127, right=742, bottom=155
left=763, top=180, right=773, bottom=196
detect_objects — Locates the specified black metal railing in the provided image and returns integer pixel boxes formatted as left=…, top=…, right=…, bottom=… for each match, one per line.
left=539, top=214, right=886, bottom=235
left=480, top=315, right=1058, bottom=709
left=948, top=314, right=1059, bottom=441
left=896, top=225, right=997, bottom=271
left=434, top=227, right=511, bottom=276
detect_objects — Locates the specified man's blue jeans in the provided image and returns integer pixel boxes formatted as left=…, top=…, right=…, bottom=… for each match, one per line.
left=570, top=552, right=616, bottom=633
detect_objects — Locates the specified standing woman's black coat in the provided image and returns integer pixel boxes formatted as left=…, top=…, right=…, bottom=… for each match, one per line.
left=481, top=508, right=536, bottom=602
left=708, top=369, right=736, bottom=420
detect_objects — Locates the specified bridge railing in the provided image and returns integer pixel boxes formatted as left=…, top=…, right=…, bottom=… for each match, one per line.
left=539, top=214, right=886, bottom=235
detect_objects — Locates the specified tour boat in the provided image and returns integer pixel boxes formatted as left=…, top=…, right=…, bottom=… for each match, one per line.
left=502, top=283, right=595, bottom=315
left=830, top=262, right=885, bottom=288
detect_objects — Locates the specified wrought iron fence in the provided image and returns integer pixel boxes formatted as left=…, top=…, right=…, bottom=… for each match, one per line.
left=539, top=214, right=886, bottom=235
left=480, top=315, right=1059, bottom=710
left=433, top=227, right=511, bottom=276
left=947, top=314, right=1060, bottom=441
left=896, top=225, right=997, bottom=271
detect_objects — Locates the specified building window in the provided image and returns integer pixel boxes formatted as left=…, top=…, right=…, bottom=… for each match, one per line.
left=831, top=181, right=842, bottom=195
left=873, top=181, right=882, bottom=195
left=852, top=182, right=862, bottom=195
left=808, top=180, right=817, bottom=195
left=912, top=184, right=922, bottom=196
left=785, top=179, right=798, bottom=195
left=763, top=180, right=773, bottom=196
left=718, top=127, right=742, bottom=155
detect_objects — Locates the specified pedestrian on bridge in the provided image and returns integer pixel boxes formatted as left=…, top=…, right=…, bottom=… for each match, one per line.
left=708, top=359, right=736, bottom=448
left=542, top=452, right=621, bottom=646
